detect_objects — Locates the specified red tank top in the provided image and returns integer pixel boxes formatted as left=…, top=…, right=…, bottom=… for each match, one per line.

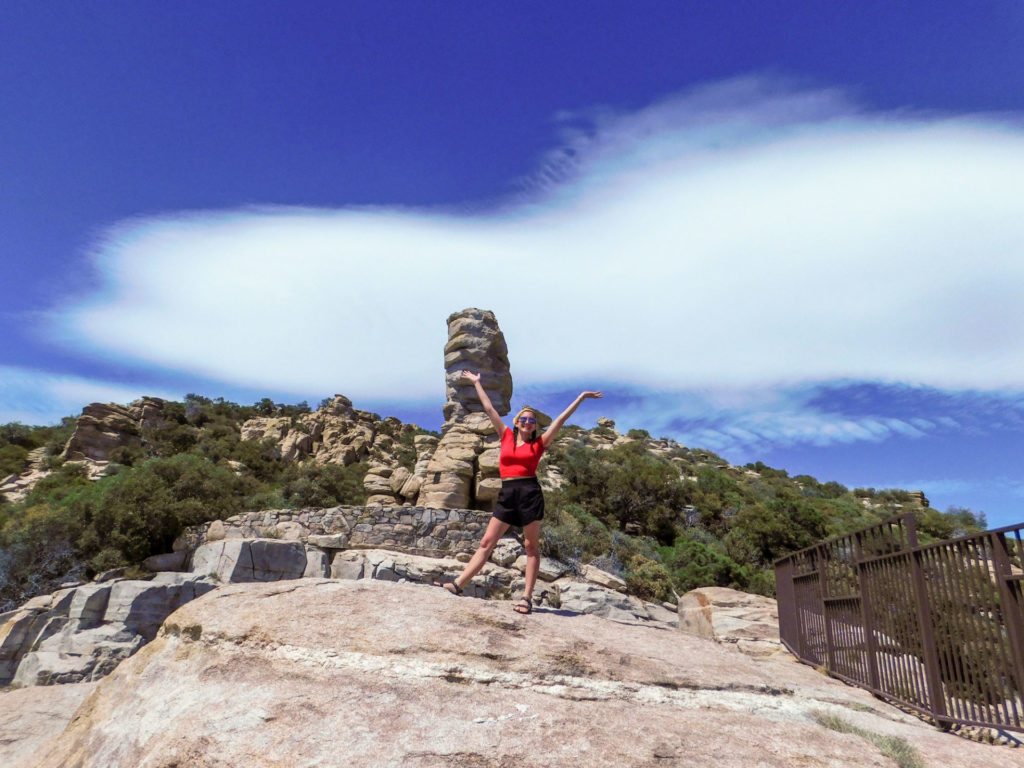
left=499, top=427, right=545, bottom=478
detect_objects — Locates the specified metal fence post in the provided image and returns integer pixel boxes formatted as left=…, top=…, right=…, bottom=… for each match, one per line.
left=855, top=530, right=881, bottom=690
left=991, top=531, right=1024, bottom=712
left=909, top=543, right=950, bottom=727
left=774, top=557, right=797, bottom=654
left=817, top=543, right=838, bottom=673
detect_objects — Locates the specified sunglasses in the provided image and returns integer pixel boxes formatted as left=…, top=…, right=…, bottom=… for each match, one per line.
left=518, top=416, right=537, bottom=424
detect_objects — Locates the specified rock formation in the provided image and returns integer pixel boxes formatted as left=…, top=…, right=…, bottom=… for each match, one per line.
left=0, top=397, right=170, bottom=502
left=0, top=573, right=216, bottom=687
left=441, top=308, right=513, bottom=426
left=241, top=394, right=414, bottom=469
left=16, top=579, right=1019, bottom=768
left=62, top=397, right=167, bottom=462
left=414, top=308, right=513, bottom=510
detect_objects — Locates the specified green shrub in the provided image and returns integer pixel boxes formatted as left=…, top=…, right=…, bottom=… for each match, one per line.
left=0, top=444, right=29, bottom=476
left=623, top=554, right=674, bottom=603
left=0, top=503, right=85, bottom=612
left=541, top=503, right=613, bottom=566
left=660, top=536, right=750, bottom=593
left=555, top=441, right=690, bottom=543
left=280, top=461, right=367, bottom=508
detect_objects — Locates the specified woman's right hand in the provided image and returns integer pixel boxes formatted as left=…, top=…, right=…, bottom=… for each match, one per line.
left=462, top=370, right=481, bottom=384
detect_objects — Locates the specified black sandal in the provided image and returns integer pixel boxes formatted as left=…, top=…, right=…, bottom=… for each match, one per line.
left=435, top=579, right=463, bottom=596
left=513, top=598, right=532, bottom=615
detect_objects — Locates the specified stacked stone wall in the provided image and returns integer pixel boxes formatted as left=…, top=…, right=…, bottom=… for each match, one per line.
left=174, top=505, right=494, bottom=559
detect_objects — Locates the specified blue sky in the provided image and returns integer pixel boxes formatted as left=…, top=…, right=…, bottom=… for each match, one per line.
left=3, top=2, right=1024, bottom=527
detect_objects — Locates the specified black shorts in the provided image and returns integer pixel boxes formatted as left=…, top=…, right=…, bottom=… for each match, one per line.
left=493, top=477, right=545, bottom=528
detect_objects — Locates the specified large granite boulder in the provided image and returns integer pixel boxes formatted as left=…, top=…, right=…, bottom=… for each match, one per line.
left=677, top=586, right=782, bottom=657
left=0, top=573, right=217, bottom=687
left=190, top=539, right=308, bottom=583
left=24, top=580, right=1014, bottom=768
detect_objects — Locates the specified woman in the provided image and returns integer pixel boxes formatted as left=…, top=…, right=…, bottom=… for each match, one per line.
left=437, top=370, right=602, bottom=614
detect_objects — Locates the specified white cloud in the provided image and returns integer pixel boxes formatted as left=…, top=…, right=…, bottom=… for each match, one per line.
left=0, top=365, right=178, bottom=425
left=51, top=77, right=1024, bottom=406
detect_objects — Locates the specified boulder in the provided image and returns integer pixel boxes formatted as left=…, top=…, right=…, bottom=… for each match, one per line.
left=556, top=582, right=656, bottom=623
left=490, top=537, right=524, bottom=567
left=12, top=624, right=145, bottom=687
left=512, top=555, right=572, bottom=582
left=278, top=430, right=313, bottom=461
left=68, top=583, right=113, bottom=626
left=5, top=574, right=218, bottom=687
left=677, top=586, right=782, bottom=657
left=27, top=579, right=1010, bottom=768
left=102, top=575, right=218, bottom=640
left=303, top=547, right=330, bottom=578
left=142, top=551, right=187, bottom=572
left=190, top=539, right=308, bottom=583
left=307, top=533, right=349, bottom=548
left=580, top=563, right=628, bottom=593
left=239, top=416, right=291, bottom=443
left=61, top=402, right=143, bottom=462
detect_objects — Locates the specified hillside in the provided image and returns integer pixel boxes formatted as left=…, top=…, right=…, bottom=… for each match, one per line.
left=0, top=391, right=984, bottom=614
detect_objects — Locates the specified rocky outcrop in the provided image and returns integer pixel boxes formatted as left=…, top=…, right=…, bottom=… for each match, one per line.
left=21, top=579, right=1018, bottom=768
left=0, top=397, right=172, bottom=503
left=190, top=539, right=310, bottom=583
left=0, top=573, right=216, bottom=687
left=62, top=397, right=167, bottom=462
left=415, top=309, right=513, bottom=510
left=0, top=528, right=674, bottom=694
left=240, top=394, right=415, bottom=470
left=440, top=308, right=513, bottom=427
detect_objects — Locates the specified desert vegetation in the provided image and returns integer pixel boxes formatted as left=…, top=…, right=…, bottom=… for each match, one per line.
left=0, top=396, right=986, bottom=612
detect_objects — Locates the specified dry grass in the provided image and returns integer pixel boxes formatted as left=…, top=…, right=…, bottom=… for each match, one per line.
left=811, top=710, right=925, bottom=768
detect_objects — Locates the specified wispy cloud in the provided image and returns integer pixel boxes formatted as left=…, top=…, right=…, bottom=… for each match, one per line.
left=552, top=383, right=941, bottom=461
left=44, top=76, right=1024, bottom=414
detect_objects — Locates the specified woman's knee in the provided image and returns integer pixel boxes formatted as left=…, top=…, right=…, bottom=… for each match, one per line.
left=523, top=537, right=540, bottom=558
left=479, top=534, right=502, bottom=552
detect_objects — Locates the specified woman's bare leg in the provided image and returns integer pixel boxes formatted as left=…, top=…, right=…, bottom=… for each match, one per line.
left=450, top=516, right=510, bottom=591
left=522, top=520, right=542, bottom=601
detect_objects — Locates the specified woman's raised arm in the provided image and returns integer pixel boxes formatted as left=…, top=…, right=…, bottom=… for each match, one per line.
left=462, top=370, right=507, bottom=436
left=541, top=391, right=603, bottom=448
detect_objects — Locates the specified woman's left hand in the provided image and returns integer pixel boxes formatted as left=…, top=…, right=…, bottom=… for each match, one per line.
left=580, top=391, right=603, bottom=400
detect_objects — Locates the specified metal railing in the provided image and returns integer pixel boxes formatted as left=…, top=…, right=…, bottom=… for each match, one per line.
left=775, top=514, right=1024, bottom=732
